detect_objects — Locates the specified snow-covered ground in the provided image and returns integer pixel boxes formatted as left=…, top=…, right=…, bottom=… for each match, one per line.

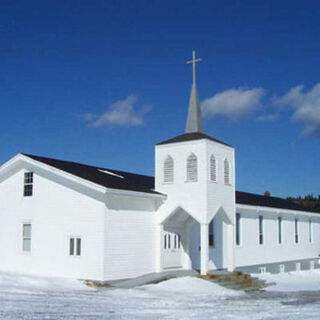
left=256, top=269, right=320, bottom=292
left=1, top=271, right=320, bottom=319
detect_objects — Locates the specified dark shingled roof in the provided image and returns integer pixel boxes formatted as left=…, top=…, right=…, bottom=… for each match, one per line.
left=22, top=154, right=317, bottom=213
left=23, top=154, right=161, bottom=195
left=236, top=191, right=315, bottom=213
left=156, top=132, right=232, bottom=147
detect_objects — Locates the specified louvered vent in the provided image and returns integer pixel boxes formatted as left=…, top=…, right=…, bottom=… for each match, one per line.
left=186, top=153, right=197, bottom=182
left=164, top=156, right=174, bottom=183
left=224, top=159, right=230, bottom=185
left=210, top=154, right=217, bottom=182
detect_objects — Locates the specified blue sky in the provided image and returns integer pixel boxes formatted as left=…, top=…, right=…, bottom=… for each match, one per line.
left=1, top=0, right=320, bottom=198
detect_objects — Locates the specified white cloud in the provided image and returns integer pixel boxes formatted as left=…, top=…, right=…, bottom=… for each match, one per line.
left=83, top=95, right=151, bottom=127
left=256, top=113, right=279, bottom=122
left=202, top=87, right=265, bottom=120
left=274, top=83, right=320, bottom=136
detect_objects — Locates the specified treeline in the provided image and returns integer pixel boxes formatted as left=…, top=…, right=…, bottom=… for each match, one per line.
left=287, top=194, right=320, bottom=213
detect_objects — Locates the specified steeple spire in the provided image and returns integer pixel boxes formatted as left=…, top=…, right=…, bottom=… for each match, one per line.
left=185, top=50, right=204, bottom=133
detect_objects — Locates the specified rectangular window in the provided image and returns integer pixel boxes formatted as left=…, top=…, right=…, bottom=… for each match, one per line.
left=69, top=237, right=81, bottom=256
left=259, top=216, right=263, bottom=245
left=309, top=220, right=313, bottom=243
left=209, top=219, right=214, bottom=247
left=278, top=217, right=282, bottom=244
left=236, top=213, right=241, bottom=245
left=22, top=223, right=32, bottom=252
left=295, top=219, right=299, bottom=243
left=69, top=238, right=75, bottom=255
left=23, top=172, right=33, bottom=197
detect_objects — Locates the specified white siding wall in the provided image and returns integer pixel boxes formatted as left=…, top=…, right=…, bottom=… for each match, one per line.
left=0, top=167, right=106, bottom=280
left=103, top=195, right=156, bottom=280
left=235, top=208, right=320, bottom=267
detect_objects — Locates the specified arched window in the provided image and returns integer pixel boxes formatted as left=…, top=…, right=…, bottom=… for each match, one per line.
left=224, top=159, right=230, bottom=185
left=186, top=153, right=198, bottom=182
left=164, top=155, right=174, bottom=183
left=210, top=154, right=217, bottom=182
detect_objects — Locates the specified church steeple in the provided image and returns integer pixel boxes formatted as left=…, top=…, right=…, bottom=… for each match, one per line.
left=185, top=50, right=204, bottom=134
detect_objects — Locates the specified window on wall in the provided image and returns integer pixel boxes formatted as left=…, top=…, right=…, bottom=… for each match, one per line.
left=186, top=153, right=197, bottom=182
left=224, top=159, right=230, bottom=185
left=309, top=220, right=313, bottom=243
left=209, top=219, right=215, bottom=247
left=295, top=219, right=299, bottom=244
left=23, top=172, right=33, bottom=197
left=259, top=216, right=263, bottom=245
left=22, top=223, right=32, bottom=252
left=278, top=217, right=282, bottom=244
left=164, top=156, right=174, bottom=183
left=236, top=213, right=241, bottom=245
left=210, top=154, right=217, bottom=182
left=69, top=237, right=81, bottom=256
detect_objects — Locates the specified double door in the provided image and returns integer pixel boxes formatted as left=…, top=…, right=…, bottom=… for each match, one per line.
left=163, top=227, right=183, bottom=269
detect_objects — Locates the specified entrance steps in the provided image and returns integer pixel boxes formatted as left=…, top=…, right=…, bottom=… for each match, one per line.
left=106, top=269, right=198, bottom=289
left=201, top=270, right=274, bottom=291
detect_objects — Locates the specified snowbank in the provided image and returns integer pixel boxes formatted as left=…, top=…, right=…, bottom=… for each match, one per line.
left=141, top=276, right=243, bottom=296
left=255, top=269, right=320, bottom=292
left=0, top=271, right=91, bottom=292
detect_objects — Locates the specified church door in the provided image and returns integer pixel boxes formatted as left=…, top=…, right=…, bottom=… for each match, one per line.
left=163, top=227, right=183, bottom=269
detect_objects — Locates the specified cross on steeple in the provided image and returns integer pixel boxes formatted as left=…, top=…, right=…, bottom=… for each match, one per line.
left=185, top=50, right=204, bottom=134
left=186, top=50, right=202, bottom=84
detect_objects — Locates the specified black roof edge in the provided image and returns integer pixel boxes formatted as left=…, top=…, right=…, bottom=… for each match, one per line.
left=156, top=132, right=232, bottom=147
left=236, top=190, right=318, bottom=214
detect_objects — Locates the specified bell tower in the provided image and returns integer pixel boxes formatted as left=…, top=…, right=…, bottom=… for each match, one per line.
left=155, top=51, right=236, bottom=274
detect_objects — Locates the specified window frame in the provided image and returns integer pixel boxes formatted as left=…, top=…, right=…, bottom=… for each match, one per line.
left=69, top=236, right=82, bottom=257
left=236, top=213, right=241, bottom=246
left=22, top=223, right=32, bottom=253
left=259, top=215, right=264, bottom=245
left=309, top=219, right=313, bottom=243
left=23, top=172, right=34, bottom=197
left=294, top=218, right=299, bottom=244
left=278, top=216, right=282, bottom=245
left=209, top=219, right=215, bottom=247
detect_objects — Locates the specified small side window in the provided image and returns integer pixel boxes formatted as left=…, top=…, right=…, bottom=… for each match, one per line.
left=259, top=216, right=264, bottom=245
left=22, top=223, right=32, bottom=252
left=295, top=219, right=299, bottom=244
left=69, top=237, right=81, bottom=256
left=209, top=219, right=214, bottom=247
left=24, top=172, right=33, bottom=197
left=236, top=213, right=241, bottom=245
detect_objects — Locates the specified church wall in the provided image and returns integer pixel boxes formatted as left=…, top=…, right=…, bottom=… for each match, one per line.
left=205, top=141, right=235, bottom=223
left=155, top=141, right=208, bottom=223
left=103, top=196, right=156, bottom=280
left=235, top=206, right=320, bottom=268
left=0, top=165, right=106, bottom=281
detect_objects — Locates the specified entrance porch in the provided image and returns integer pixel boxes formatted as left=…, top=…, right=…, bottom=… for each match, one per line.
left=156, top=206, right=235, bottom=275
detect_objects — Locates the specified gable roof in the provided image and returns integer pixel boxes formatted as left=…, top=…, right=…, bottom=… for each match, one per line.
left=156, top=132, right=231, bottom=147
left=236, top=191, right=315, bottom=213
left=20, top=154, right=317, bottom=213
left=22, top=154, right=160, bottom=195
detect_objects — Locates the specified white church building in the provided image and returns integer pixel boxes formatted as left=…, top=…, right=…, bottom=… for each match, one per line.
left=0, top=52, right=320, bottom=281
